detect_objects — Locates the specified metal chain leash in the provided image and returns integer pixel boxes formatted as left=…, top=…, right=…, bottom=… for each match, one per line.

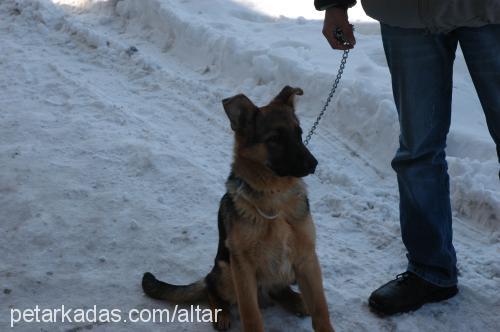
left=304, top=48, right=350, bottom=146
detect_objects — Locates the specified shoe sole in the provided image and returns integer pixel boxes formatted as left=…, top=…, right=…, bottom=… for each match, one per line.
left=368, top=287, right=459, bottom=316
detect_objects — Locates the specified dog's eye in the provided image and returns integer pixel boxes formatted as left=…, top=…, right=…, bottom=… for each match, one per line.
left=266, top=134, right=280, bottom=144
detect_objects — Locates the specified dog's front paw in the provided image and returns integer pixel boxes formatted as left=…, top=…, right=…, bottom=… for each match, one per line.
left=314, top=323, right=335, bottom=332
left=213, top=310, right=231, bottom=331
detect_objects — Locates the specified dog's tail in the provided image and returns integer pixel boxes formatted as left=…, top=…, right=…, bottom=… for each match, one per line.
left=142, top=272, right=207, bottom=303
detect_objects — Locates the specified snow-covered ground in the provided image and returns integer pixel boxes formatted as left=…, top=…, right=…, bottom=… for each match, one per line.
left=0, top=0, right=498, bottom=331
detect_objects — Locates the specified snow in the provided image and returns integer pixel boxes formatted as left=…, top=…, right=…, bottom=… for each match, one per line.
left=0, top=0, right=498, bottom=331
left=230, top=0, right=375, bottom=22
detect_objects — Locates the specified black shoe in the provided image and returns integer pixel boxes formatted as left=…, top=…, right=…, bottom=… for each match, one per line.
left=368, top=272, right=458, bottom=315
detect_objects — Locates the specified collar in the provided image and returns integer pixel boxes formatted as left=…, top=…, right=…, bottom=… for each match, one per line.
left=230, top=176, right=280, bottom=220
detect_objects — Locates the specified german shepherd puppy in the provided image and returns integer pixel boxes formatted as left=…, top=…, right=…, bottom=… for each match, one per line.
left=142, top=86, right=335, bottom=332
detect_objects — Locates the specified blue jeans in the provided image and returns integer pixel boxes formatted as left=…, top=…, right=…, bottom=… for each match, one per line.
left=381, top=23, right=500, bottom=287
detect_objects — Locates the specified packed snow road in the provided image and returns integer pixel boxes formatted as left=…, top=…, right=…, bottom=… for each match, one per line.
left=0, top=1, right=498, bottom=331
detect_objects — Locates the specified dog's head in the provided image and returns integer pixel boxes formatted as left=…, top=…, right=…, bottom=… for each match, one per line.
left=222, top=86, right=318, bottom=178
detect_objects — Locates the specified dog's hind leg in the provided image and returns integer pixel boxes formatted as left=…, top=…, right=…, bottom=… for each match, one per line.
left=207, top=290, right=231, bottom=331
left=269, top=286, right=309, bottom=317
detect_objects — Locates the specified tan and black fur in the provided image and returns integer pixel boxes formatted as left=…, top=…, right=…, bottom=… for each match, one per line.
left=142, top=86, right=335, bottom=332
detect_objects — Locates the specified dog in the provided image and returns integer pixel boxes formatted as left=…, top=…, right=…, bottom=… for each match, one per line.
left=142, top=86, right=335, bottom=332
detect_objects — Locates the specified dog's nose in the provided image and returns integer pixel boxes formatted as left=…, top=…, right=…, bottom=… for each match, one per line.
left=305, top=156, right=318, bottom=174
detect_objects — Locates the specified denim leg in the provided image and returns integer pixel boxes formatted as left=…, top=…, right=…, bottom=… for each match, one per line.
left=381, top=23, right=458, bottom=287
left=456, top=25, right=500, bottom=172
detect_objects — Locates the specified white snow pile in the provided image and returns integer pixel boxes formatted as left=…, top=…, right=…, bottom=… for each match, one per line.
left=1, top=0, right=498, bottom=331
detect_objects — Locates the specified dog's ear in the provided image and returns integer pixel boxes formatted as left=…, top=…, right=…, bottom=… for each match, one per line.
left=222, top=94, right=258, bottom=131
left=273, top=86, right=303, bottom=107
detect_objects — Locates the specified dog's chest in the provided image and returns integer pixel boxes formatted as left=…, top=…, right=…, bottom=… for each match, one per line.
left=252, top=220, right=296, bottom=286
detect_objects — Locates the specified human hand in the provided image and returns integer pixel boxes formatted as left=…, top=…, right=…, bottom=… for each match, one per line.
left=322, top=7, right=355, bottom=50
